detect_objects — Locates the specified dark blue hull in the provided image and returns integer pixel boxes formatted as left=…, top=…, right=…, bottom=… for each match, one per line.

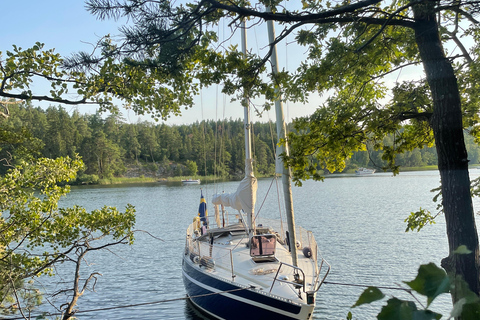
left=182, top=256, right=313, bottom=320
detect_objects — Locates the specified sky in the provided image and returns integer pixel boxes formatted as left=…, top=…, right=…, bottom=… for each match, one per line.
left=2, top=0, right=325, bottom=125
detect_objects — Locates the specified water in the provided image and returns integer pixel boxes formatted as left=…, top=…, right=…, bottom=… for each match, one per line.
left=31, top=171, right=480, bottom=319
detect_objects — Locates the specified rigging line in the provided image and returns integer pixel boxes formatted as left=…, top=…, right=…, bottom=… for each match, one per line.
left=266, top=116, right=286, bottom=235
left=213, top=16, right=224, bottom=193
left=255, top=176, right=276, bottom=219
left=218, top=96, right=226, bottom=193
left=267, top=118, right=277, bottom=171
left=274, top=174, right=286, bottom=236
left=214, top=84, right=219, bottom=190
left=323, top=281, right=411, bottom=292
left=283, top=19, right=290, bottom=123
left=213, top=22, right=219, bottom=192
left=200, top=91, right=209, bottom=200
left=251, top=102, right=256, bottom=165
left=2, top=288, right=251, bottom=320
left=216, top=17, right=227, bottom=194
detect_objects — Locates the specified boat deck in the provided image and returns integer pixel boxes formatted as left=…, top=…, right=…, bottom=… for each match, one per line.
left=186, top=222, right=320, bottom=304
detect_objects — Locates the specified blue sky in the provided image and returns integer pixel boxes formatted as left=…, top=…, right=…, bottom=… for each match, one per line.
left=2, top=1, right=143, bottom=121
left=2, top=1, right=322, bottom=125
left=3, top=1, right=107, bottom=53
left=3, top=1, right=434, bottom=126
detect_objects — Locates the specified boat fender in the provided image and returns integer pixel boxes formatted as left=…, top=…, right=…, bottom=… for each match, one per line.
left=296, top=240, right=302, bottom=249
left=193, top=216, right=201, bottom=230
left=190, top=253, right=199, bottom=263
left=200, top=256, right=215, bottom=269
left=303, top=247, right=313, bottom=258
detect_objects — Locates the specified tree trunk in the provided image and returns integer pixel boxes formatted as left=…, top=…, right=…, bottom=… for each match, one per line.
left=413, top=2, right=480, bottom=301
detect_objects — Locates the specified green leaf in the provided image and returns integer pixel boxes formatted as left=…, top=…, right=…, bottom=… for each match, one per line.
left=458, top=301, right=480, bottom=319
left=404, top=263, right=450, bottom=307
left=451, top=298, right=469, bottom=318
left=453, top=245, right=472, bottom=255
left=404, top=208, right=436, bottom=232
left=450, top=275, right=480, bottom=317
left=352, top=286, right=385, bottom=307
left=377, top=298, right=416, bottom=320
left=412, top=310, right=442, bottom=320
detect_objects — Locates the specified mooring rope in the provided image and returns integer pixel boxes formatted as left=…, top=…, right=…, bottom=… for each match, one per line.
left=3, top=281, right=413, bottom=319
left=323, top=280, right=411, bottom=292
left=2, top=287, right=251, bottom=320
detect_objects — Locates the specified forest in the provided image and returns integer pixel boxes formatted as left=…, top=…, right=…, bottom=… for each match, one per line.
left=4, top=102, right=480, bottom=183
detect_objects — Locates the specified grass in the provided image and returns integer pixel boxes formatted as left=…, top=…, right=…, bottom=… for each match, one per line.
left=96, top=175, right=226, bottom=185
left=97, top=164, right=466, bottom=186
left=399, top=165, right=438, bottom=172
left=98, top=176, right=159, bottom=185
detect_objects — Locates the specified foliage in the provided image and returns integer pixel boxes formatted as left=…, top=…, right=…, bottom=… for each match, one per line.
left=0, top=43, right=86, bottom=104
left=1, top=103, right=280, bottom=179
left=404, top=208, right=438, bottom=233
left=7, top=102, right=479, bottom=182
left=352, top=262, right=480, bottom=319
left=0, top=155, right=135, bottom=317
left=186, top=160, right=198, bottom=176
left=284, top=22, right=440, bottom=182
left=0, top=40, right=197, bottom=120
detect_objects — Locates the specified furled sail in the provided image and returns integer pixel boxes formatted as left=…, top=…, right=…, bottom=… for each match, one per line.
left=212, top=160, right=257, bottom=219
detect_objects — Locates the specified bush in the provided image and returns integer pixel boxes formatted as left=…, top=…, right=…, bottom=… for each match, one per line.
left=76, top=173, right=100, bottom=185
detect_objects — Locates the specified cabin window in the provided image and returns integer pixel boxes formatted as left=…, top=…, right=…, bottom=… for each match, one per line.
left=250, top=235, right=276, bottom=257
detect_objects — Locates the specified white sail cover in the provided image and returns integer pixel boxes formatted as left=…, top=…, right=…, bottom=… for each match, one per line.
left=212, top=161, right=257, bottom=216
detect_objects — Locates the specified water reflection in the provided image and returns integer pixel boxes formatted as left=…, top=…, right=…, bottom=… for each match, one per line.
left=184, top=299, right=211, bottom=319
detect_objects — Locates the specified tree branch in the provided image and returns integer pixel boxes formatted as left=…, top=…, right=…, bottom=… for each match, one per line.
left=205, top=0, right=384, bottom=22
left=0, top=100, right=18, bottom=119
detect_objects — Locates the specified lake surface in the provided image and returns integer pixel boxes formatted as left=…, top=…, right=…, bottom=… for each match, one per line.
left=33, top=170, right=480, bottom=319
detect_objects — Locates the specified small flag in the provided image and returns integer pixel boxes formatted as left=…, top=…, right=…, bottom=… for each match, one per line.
left=198, top=190, right=208, bottom=227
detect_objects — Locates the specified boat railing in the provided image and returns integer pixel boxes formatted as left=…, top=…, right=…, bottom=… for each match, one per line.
left=313, top=253, right=331, bottom=292
left=185, top=219, right=330, bottom=289
left=269, top=262, right=306, bottom=293
left=255, top=218, right=331, bottom=293
left=196, top=213, right=247, bottom=230
left=185, top=225, right=239, bottom=281
left=204, top=244, right=238, bottom=280
left=269, top=259, right=330, bottom=297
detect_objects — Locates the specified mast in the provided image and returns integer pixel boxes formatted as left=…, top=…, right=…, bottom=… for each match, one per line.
left=241, top=19, right=255, bottom=235
left=266, top=14, right=299, bottom=267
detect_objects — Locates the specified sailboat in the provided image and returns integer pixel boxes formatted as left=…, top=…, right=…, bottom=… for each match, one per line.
left=182, top=16, right=330, bottom=320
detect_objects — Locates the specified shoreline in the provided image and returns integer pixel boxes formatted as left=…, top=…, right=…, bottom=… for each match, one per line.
left=77, top=164, right=480, bottom=186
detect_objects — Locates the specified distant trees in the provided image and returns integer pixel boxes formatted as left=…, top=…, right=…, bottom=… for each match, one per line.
left=0, top=103, right=282, bottom=179
left=5, top=102, right=480, bottom=182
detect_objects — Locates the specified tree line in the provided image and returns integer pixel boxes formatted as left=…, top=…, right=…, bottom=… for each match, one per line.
left=1, top=102, right=279, bottom=181
left=5, top=102, right=480, bottom=183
